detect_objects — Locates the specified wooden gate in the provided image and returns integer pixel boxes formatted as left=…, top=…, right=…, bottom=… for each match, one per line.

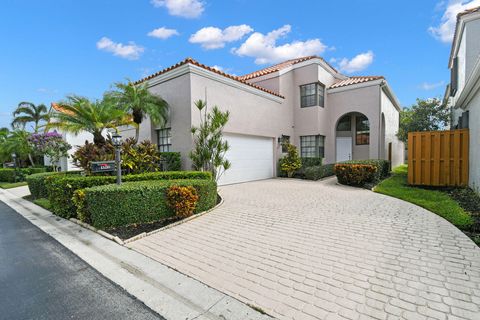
left=408, top=129, right=469, bottom=186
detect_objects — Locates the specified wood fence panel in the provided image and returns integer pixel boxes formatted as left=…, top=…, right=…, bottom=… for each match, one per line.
left=408, top=129, right=469, bottom=186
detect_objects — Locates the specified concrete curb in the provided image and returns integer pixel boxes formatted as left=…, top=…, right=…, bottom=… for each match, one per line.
left=0, top=188, right=272, bottom=320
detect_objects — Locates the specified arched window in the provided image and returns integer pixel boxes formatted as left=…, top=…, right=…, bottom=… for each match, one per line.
left=337, top=115, right=351, bottom=131
left=356, top=115, right=370, bottom=145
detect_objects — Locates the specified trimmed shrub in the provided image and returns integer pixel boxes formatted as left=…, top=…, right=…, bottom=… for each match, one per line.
left=73, top=179, right=217, bottom=229
left=301, top=157, right=323, bottom=168
left=0, top=169, right=16, bottom=182
left=166, top=185, right=199, bottom=217
left=334, top=164, right=377, bottom=186
left=160, top=152, right=181, bottom=171
left=27, top=171, right=82, bottom=199
left=21, top=167, right=47, bottom=176
left=304, top=164, right=335, bottom=181
left=340, top=159, right=390, bottom=182
left=46, top=171, right=212, bottom=218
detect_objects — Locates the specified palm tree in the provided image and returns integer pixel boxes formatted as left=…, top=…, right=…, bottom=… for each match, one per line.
left=11, top=102, right=49, bottom=132
left=105, top=80, right=169, bottom=143
left=1, top=130, right=35, bottom=166
left=47, top=96, right=134, bottom=146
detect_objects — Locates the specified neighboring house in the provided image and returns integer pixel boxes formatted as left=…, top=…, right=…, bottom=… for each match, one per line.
left=445, top=6, right=480, bottom=193
left=56, top=56, right=404, bottom=185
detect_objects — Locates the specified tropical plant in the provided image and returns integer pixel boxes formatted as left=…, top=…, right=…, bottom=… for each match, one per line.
left=1, top=130, right=35, bottom=166
left=11, top=102, right=49, bottom=132
left=28, top=132, right=71, bottom=171
left=397, top=98, right=450, bottom=142
left=166, top=185, right=199, bottom=218
left=71, top=140, right=115, bottom=174
left=105, top=80, right=169, bottom=143
left=47, top=96, right=134, bottom=146
left=72, top=138, right=162, bottom=174
left=280, top=143, right=302, bottom=178
left=121, top=138, right=162, bottom=174
left=189, top=99, right=231, bottom=181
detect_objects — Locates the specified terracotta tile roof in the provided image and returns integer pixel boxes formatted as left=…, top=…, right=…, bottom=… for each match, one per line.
left=238, top=56, right=338, bottom=81
left=329, top=76, right=384, bottom=89
left=51, top=102, right=75, bottom=116
left=133, top=58, right=284, bottom=98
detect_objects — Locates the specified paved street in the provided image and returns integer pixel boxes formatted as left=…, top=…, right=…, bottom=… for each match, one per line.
left=0, top=201, right=163, bottom=320
left=131, top=178, right=480, bottom=320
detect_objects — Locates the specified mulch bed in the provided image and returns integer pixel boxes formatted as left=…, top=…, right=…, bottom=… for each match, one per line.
left=105, top=217, right=182, bottom=240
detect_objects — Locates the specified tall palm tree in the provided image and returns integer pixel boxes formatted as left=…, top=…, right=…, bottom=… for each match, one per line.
left=11, top=102, right=49, bottom=132
left=47, top=96, right=135, bottom=146
left=105, top=80, right=169, bottom=143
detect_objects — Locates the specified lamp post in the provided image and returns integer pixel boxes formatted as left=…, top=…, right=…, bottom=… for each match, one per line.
left=11, top=153, right=17, bottom=183
left=112, top=133, right=122, bottom=185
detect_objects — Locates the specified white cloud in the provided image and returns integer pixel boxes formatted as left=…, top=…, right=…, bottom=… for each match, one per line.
left=232, top=25, right=327, bottom=65
left=419, top=80, right=446, bottom=90
left=338, top=51, right=374, bottom=73
left=151, top=0, right=204, bottom=18
left=148, top=27, right=179, bottom=39
left=189, top=25, right=253, bottom=49
left=211, top=65, right=223, bottom=71
left=429, top=0, right=480, bottom=43
left=96, top=37, right=144, bottom=60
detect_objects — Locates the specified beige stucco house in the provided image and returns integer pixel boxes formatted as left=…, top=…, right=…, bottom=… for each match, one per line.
left=124, top=56, right=404, bottom=185
left=446, top=6, right=480, bottom=193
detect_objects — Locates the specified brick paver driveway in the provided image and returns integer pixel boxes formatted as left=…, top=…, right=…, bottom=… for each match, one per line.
left=129, top=178, right=480, bottom=320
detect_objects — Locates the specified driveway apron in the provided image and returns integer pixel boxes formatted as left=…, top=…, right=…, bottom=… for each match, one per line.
left=129, top=178, right=480, bottom=320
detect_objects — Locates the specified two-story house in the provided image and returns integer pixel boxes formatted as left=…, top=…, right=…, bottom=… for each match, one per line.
left=446, top=6, right=480, bottom=192
left=125, top=56, right=404, bottom=185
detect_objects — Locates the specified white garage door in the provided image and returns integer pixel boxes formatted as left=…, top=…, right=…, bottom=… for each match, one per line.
left=218, top=133, right=274, bottom=185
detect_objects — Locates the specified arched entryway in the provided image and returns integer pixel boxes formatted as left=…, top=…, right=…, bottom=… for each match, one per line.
left=335, top=112, right=370, bottom=162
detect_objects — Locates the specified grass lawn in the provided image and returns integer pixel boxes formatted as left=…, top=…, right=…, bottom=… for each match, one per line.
left=33, top=198, right=52, bottom=210
left=374, top=165, right=473, bottom=229
left=0, top=181, right=28, bottom=189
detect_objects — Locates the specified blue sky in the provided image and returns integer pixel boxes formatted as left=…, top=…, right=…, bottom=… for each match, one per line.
left=1, top=0, right=478, bottom=129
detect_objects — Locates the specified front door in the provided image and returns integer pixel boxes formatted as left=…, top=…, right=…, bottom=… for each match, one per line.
left=336, top=137, right=352, bottom=162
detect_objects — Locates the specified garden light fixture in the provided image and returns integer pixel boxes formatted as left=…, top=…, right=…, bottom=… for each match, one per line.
left=112, top=133, right=122, bottom=185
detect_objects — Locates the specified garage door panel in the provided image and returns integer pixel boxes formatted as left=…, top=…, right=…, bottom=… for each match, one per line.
left=218, top=134, right=274, bottom=185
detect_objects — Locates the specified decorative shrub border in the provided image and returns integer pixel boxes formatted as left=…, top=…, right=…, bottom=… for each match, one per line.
left=45, top=171, right=212, bottom=219
left=73, top=179, right=217, bottom=229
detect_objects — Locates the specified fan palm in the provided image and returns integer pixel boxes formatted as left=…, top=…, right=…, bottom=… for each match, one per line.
left=11, top=102, right=49, bottom=132
left=47, top=96, right=134, bottom=146
left=105, top=80, right=169, bottom=143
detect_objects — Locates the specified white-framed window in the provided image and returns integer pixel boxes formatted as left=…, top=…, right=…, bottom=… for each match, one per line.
left=157, top=128, right=171, bottom=152
left=300, top=83, right=325, bottom=108
left=300, top=135, right=325, bottom=158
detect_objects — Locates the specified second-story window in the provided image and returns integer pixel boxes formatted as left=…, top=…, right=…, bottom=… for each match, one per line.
left=300, top=83, right=325, bottom=108
left=450, top=57, right=458, bottom=96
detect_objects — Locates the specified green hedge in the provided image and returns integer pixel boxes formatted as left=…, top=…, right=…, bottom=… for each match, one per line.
left=340, top=159, right=390, bottom=182
left=27, top=171, right=82, bottom=199
left=0, top=169, right=16, bottom=182
left=304, top=164, right=335, bottom=181
left=74, top=179, right=217, bottom=229
left=21, top=167, right=47, bottom=175
left=160, top=152, right=181, bottom=171
left=46, top=171, right=212, bottom=218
